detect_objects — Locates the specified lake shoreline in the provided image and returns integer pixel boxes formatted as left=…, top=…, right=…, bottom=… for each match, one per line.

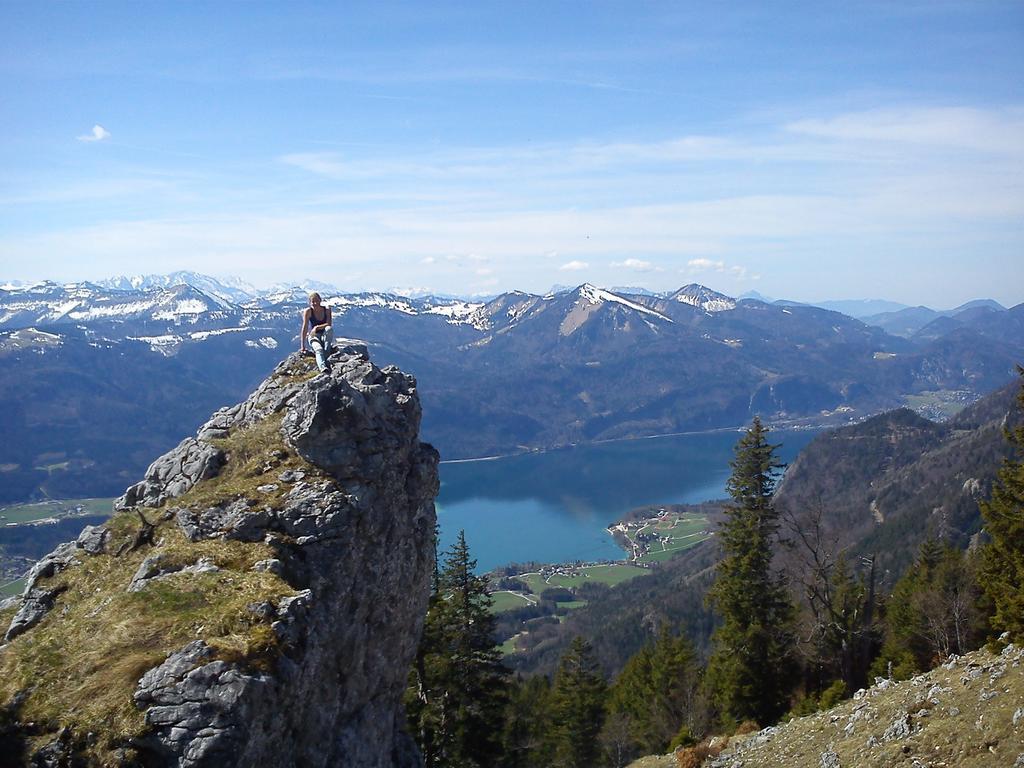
left=438, top=419, right=831, bottom=465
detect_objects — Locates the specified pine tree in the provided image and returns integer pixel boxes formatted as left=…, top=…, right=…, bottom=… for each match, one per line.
left=499, top=674, right=553, bottom=768
left=607, top=628, right=700, bottom=756
left=705, top=417, right=796, bottom=727
left=979, top=366, right=1024, bottom=642
left=406, top=530, right=508, bottom=767
left=548, top=636, right=608, bottom=768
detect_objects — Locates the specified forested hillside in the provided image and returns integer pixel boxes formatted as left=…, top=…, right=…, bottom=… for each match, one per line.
left=435, top=373, right=1024, bottom=767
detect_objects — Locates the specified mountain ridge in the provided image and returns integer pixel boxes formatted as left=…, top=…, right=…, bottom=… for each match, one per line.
left=1, top=279, right=1021, bottom=503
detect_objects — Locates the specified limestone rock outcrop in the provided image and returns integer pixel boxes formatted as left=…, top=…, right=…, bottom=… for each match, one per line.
left=0, top=346, right=439, bottom=767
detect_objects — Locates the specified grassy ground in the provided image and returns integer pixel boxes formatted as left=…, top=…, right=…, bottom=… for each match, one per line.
left=517, top=563, right=646, bottom=592
left=665, top=641, right=1024, bottom=768
left=0, top=497, right=115, bottom=525
left=1, top=578, right=24, bottom=597
left=902, top=390, right=974, bottom=419
left=0, top=402, right=317, bottom=762
left=620, top=513, right=712, bottom=564
left=490, top=590, right=538, bottom=612
left=499, top=632, right=528, bottom=655
left=638, top=536, right=709, bottom=563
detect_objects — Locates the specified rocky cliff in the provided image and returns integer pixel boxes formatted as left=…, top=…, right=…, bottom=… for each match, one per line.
left=0, top=345, right=439, bottom=767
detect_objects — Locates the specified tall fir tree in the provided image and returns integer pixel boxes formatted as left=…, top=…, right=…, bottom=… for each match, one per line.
left=705, top=417, right=796, bottom=727
left=406, top=530, right=508, bottom=768
left=979, top=366, right=1024, bottom=642
left=548, top=636, right=608, bottom=768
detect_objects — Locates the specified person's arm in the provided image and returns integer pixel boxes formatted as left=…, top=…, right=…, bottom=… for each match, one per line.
left=300, top=308, right=310, bottom=350
left=323, top=306, right=332, bottom=328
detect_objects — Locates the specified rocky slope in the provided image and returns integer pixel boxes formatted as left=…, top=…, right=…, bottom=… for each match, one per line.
left=632, top=640, right=1024, bottom=768
left=0, top=346, right=439, bottom=767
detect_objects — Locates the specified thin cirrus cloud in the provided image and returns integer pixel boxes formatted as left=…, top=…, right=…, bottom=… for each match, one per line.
left=785, top=106, right=1024, bottom=157
left=77, top=124, right=111, bottom=142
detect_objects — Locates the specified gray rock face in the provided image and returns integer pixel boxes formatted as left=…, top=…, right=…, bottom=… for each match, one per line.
left=116, top=439, right=226, bottom=510
left=4, top=541, right=79, bottom=642
left=127, top=555, right=220, bottom=593
left=7, top=347, right=438, bottom=768
left=76, top=524, right=109, bottom=555
left=127, top=348, right=439, bottom=768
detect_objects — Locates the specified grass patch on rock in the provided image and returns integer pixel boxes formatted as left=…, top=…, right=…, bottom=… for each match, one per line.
left=0, top=408, right=315, bottom=760
left=175, top=411, right=325, bottom=513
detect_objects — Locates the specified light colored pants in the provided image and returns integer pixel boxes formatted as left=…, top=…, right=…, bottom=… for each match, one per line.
left=309, top=327, right=335, bottom=371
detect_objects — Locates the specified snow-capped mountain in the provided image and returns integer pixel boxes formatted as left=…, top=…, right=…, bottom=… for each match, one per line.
left=0, top=282, right=236, bottom=330
left=96, top=271, right=259, bottom=303
left=668, top=284, right=737, bottom=313
left=2, top=274, right=1021, bottom=504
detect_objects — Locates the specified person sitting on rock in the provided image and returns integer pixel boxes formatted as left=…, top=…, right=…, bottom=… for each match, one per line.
left=300, top=291, right=335, bottom=372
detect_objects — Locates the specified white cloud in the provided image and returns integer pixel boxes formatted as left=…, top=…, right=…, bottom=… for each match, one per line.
left=610, top=258, right=656, bottom=271
left=559, top=260, right=589, bottom=271
left=786, top=107, right=1024, bottom=156
left=77, top=124, right=111, bottom=142
left=475, top=267, right=493, bottom=276
left=687, top=258, right=725, bottom=270
left=420, top=256, right=436, bottom=265
left=685, top=258, right=757, bottom=281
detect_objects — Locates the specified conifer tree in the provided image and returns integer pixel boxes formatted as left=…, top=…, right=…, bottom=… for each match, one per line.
left=607, top=627, right=700, bottom=756
left=979, top=366, right=1024, bottom=641
left=548, top=636, right=607, bottom=768
left=499, top=674, right=553, bottom=768
left=406, top=530, right=508, bottom=767
left=705, top=417, right=796, bottom=727
left=870, top=539, right=983, bottom=679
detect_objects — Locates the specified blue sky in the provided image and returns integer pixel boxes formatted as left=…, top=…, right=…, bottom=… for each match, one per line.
left=1, top=1, right=1022, bottom=306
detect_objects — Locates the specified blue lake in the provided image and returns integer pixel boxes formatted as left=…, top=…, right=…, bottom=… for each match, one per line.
left=436, top=429, right=819, bottom=572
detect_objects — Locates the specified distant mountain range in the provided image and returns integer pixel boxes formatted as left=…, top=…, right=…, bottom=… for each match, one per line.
left=1, top=274, right=1021, bottom=503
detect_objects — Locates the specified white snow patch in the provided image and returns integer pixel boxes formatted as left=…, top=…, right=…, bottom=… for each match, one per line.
left=673, top=286, right=736, bottom=313
left=128, top=335, right=181, bottom=347
left=245, top=337, right=279, bottom=349
left=782, top=308, right=792, bottom=315
left=577, top=284, right=673, bottom=323
left=189, top=327, right=247, bottom=341
left=171, top=299, right=209, bottom=315
left=152, top=299, right=211, bottom=321
left=675, top=294, right=735, bottom=312
left=69, top=301, right=158, bottom=320
left=423, top=301, right=484, bottom=323
left=48, top=300, right=81, bottom=319
left=333, top=294, right=417, bottom=315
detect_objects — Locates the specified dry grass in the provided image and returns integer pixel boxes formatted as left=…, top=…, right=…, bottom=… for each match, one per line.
left=0, top=402, right=313, bottom=760
left=173, top=411, right=324, bottom=512
left=694, top=643, right=1024, bottom=767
